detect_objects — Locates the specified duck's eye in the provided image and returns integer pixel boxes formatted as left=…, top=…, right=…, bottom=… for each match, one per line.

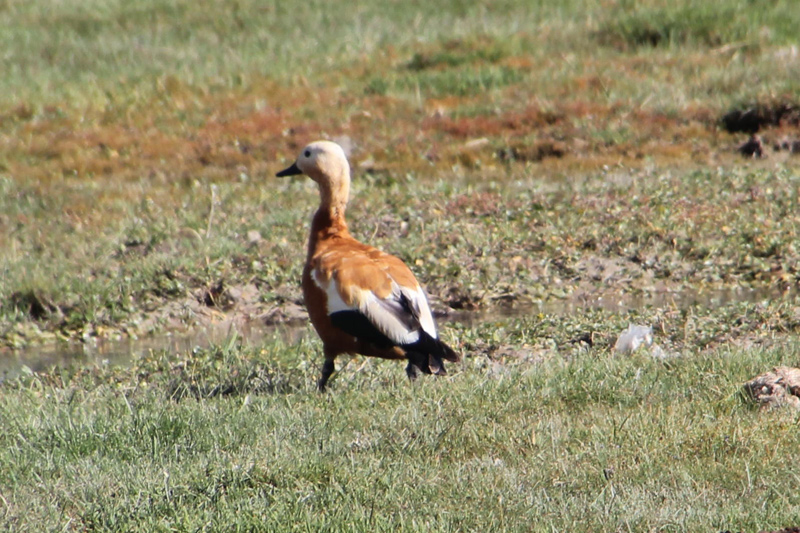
left=304, top=149, right=311, bottom=158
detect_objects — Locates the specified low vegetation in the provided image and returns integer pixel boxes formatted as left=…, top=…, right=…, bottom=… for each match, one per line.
left=1, top=0, right=799, bottom=530
left=2, top=314, right=800, bottom=531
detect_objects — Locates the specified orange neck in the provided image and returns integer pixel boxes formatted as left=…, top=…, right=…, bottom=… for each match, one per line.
left=306, top=164, right=351, bottom=258
left=307, top=205, right=350, bottom=259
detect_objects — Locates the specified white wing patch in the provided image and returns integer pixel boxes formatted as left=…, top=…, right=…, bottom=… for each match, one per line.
left=313, top=270, right=355, bottom=314
left=362, top=290, right=421, bottom=345
left=314, top=269, right=437, bottom=346
left=410, top=285, right=437, bottom=338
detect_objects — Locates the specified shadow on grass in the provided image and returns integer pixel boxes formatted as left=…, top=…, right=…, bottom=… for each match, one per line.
left=165, top=361, right=302, bottom=401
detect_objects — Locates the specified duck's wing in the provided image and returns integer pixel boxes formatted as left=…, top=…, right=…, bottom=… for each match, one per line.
left=311, top=246, right=438, bottom=348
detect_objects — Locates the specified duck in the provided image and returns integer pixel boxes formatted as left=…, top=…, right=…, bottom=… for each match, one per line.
left=276, top=140, right=460, bottom=391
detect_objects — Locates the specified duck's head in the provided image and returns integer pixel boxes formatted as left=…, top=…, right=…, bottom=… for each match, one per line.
left=276, top=140, right=350, bottom=188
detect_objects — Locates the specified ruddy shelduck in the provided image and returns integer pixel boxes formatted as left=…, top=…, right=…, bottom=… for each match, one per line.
left=276, top=140, right=460, bottom=390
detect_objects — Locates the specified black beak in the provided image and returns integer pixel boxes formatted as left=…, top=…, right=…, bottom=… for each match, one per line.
left=276, top=162, right=302, bottom=177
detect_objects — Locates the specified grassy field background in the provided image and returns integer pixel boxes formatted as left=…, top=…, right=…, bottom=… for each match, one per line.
left=1, top=0, right=800, bottom=530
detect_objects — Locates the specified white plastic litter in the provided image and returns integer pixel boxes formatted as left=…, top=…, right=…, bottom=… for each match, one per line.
left=614, top=324, right=653, bottom=355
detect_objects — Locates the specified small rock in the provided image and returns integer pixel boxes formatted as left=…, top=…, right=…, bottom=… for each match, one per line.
left=357, top=156, right=375, bottom=170
left=464, top=137, right=490, bottom=150
left=743, top=366, right=800, bottom=410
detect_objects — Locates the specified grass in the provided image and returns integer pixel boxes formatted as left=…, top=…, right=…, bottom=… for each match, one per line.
left=595, top=0, right=799, bottom=50
left=2, top=0, right=800, bottom=529
left=2, top=315, right=799, bottom=531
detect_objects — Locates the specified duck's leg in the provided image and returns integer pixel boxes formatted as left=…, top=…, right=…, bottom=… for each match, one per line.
left=317, top=357, right=336, bottom=392
left=405, top=361, right=419, bottom=381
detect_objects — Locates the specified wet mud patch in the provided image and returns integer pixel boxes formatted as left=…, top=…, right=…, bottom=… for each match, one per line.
left=198, top=280, right=238, bottom=310
left=7, top=290, right=61, bottom=321
left=261, top=300, right=308, bottom=326
left=572, top=255, right=652, bottom=286
left=722, top=101, right=800, bottom=134
left=137, top=282, right=303, bottom=334
left=441, top=285, right=482, bottom=311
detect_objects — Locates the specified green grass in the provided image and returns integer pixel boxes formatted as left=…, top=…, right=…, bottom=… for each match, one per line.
left=2, top=0, right=800, bottom=111
left=2, top=318, right=799, bottom=531
left=0, top=0, right=579, bottom=109
left=596, top=0, right=800, bottom=49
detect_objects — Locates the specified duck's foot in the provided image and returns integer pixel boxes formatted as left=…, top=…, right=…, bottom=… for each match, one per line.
left=317, top=359, right=335, bottom=392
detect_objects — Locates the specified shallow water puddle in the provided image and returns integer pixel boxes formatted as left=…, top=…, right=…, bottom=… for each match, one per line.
left=1, top=285, right=793, bottom=381
left=536, top=285, right=790, bottom=315
left=0, top=322, right=308, bottom=383
left=446, top=285, right=794, bottom=325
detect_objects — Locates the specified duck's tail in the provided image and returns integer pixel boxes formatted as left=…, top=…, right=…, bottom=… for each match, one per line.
left=405, top=333, right=460, bottom=376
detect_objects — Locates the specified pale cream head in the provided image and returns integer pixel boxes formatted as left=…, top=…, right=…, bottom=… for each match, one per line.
left=277, top=140, right=351, bottom=213
left=295, top=141, right=349, bottom=184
